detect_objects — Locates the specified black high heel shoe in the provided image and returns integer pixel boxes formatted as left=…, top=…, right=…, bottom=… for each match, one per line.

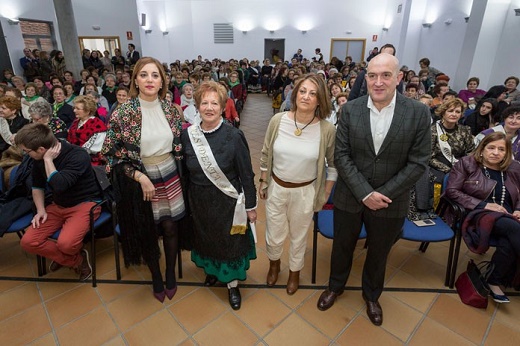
left=228, top=287, right=241, bottom=310
left=204, top=275, right=218, bottom=286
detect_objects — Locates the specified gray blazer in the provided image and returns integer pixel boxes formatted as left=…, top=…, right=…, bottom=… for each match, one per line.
left=333, top=92, right=431, bottom=218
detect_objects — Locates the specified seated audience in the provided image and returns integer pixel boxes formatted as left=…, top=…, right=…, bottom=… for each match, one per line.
left=101, top=73, right=118, bottom=108
left=0, top=95, right=29, bottom=156
left=504, top=76, right=520, bottom=106
left=85, top=90, right=109, bottom=121
left=475, top=106, right=520, bottom=161
left=405, top=83, right=419, bottom=99
left=430, top=98, right=474, bottom=183
left=51, top=86, right=75, bottom=128
left=21, top=83, right=46, bottom=119
left=219, top=81, right=240, bottom=126
left=28, top=101, right=67, bottom=139
left=458, top=77, right=486, bottom=107
left=67, top=96, right=107, bottom=166
left=463, top=98, right=499, bottom=136
left=446, top=132, right=520, bottom=302
left=106, top=86, right=129, bottom=125
left=63, top=82, right=76, bottom=106
left=32, top=77, right=51, bottom=102
left=16, top=123, right=101, bottom=281
left=481, top=85, right=509, bottom=119
left=180, top=83, right=197, bottom=125
left=431, top=81, right=449, bottom=107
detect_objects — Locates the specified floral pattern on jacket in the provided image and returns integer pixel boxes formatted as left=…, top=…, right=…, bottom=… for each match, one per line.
left=430, top=123, right=475, bottom=174
left=101, top=97, right=183, bottom=173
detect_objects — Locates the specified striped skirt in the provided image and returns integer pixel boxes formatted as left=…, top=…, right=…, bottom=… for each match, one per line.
left=142, top=153, right=185, bottom=223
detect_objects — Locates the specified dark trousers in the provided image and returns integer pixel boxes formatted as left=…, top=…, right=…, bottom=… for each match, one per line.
left=488, top=217, right=520, bottom=286
left=328, top=207, right=404, bottom=301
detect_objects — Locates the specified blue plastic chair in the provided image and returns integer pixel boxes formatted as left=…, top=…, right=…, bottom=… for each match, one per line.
left=311, top=184, right=368, bottom=284
left=399, top=173, right=466, bottom=287
left=37, top=200, right=113, bottom=287
left=4, top=213, right=33, bottom=239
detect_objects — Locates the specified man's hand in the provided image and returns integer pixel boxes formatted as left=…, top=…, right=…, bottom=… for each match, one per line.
left=32, top=211, right=48, bottom=228
left=363, top=192, right=392, bottom=211
left=43, top=141, right=61, bottom=161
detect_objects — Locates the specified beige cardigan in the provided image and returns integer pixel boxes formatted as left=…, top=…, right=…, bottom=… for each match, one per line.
left=260, top=112, right=337, bottom=212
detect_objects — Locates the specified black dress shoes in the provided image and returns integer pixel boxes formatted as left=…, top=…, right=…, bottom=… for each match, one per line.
left=204, top=275, right=218, bottom=286
left=317, top=289, right=343, bottom=311
left=363, top=295, right=383, bottom=326
left=228, top=287, right=241, bottom=310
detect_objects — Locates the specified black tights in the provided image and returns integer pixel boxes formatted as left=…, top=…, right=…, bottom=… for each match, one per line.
left=147, top=219, right=179, bottom=293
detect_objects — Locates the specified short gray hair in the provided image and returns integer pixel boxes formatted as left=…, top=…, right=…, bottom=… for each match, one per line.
left=28, top=100, right=52, bottom=119
left=86, top=90, right=100, bottom=99
left=104, top=73, right=116, bottom=82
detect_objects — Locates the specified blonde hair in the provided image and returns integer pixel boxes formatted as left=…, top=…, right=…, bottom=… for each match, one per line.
left=74, top=95, right=98, bottom=116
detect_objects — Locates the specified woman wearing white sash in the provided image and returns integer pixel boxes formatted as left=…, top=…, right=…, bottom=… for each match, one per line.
left=181, top=81, right=257, bottom=311
left=430, top=98, right=475, bottom=182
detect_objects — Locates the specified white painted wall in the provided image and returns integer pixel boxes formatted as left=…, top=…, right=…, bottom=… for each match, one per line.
left=488, top=0, right=520, bottom=86
left=0, top=0, right=60, bottom=76
left=72, top=0, right=142, bottom=57
left=1, top=0, right=519, bottom=92
left=151, top=0, right=394, bottom=63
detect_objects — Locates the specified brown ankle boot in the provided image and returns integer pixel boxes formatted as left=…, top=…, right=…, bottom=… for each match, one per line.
left=286, top=270, right=300, bottom=295
left=266, top=259, right=281, bottom=286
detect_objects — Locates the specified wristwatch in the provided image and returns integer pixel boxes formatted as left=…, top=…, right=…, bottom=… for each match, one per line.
left=259, top=178, right=266, bottom=183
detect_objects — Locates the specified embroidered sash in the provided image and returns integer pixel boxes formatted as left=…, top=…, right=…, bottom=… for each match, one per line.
left=436, top=121, right=458, bottom=165
left=188, top=123, right=247, bottom=235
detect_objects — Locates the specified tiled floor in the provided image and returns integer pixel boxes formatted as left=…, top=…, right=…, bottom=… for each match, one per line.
left=1, top=93, right=519, bottom=345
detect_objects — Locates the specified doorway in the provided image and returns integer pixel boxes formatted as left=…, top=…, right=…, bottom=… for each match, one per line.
left=330, top=39, right=366, bottom=63
left=78, top=36, right=121, bottom=56
left=264, top=39, right=285, bottom=64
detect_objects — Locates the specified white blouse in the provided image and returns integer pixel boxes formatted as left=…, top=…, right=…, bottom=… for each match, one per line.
left=140, top=98, right=173, bottom=158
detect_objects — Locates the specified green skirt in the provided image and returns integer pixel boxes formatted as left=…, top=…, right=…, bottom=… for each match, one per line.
left=191, top=226, right=257, bottom=283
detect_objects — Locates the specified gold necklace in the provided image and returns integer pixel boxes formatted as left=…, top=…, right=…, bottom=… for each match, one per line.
left=294, top=113, right=315, bottom=136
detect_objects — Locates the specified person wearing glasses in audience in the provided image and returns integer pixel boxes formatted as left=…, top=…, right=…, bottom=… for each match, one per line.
left=446, top=132, right=520, bottom=303
left=259, top=73, right=336, bottom=295
left=67, top=96, right=107, bottom=166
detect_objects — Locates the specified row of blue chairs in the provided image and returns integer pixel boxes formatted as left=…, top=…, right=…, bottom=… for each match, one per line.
left=2, top=165, right=182, bottom=287
left=311, top=177, right=466, bottom=288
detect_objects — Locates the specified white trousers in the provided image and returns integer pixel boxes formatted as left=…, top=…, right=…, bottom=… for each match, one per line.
left=265, top=180, right=315, bottom=271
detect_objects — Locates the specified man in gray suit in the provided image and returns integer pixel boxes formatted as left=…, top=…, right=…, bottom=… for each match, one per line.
left=317, top=53, right=431, bottom=326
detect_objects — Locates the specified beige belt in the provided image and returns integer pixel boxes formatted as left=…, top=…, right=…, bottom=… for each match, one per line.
left=141, top=152, right=171, bottom=165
